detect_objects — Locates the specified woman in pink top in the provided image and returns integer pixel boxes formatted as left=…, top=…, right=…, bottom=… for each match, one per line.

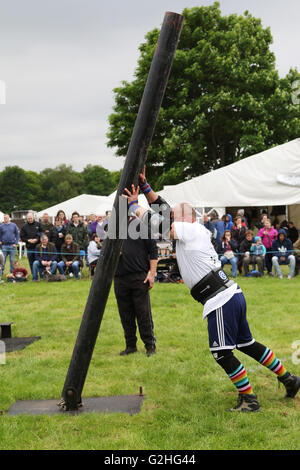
left=257, top=219, right=278, bottom=275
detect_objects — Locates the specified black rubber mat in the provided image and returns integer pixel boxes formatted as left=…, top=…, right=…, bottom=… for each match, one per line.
left=1, top=337, right=41, bottom=352
left=6, top=394, right=144, bottom=416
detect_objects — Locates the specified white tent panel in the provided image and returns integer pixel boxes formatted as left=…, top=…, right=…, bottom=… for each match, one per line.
left=0, top=210, right=4, bottom=222
left=37, top=194, right=113, bottom=219
left=158, top=139, right=300, bottom=207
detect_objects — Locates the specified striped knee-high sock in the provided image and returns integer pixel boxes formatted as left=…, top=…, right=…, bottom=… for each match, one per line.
left=259, top=347, right=288, bottom=378
left=228, top=364, right=254, bottom=395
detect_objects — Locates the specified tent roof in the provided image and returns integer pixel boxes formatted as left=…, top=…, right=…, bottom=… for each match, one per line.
left=157, top=139, right=300, bottom=207
left=37, top=194, right=113, bottom=219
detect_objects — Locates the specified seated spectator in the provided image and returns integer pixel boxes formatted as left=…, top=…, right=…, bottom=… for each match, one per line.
left=6, top=260, right=29, bottom=282
left=231, top=215, right=247, bottom=249
left=57, top=234, right=81, bottom=279
left=271, top=229, right=295, bottom=279
left=287, top=221, right=299, bottom=244
left=50, top=217, right=67, bottom=260
left=219, top=230, right=239, bottom=278
left=32, top=234, right=58, bottom=281
left=239, top=230, right=255, bottom=275
left=248, top=236, right=266, bottom=276
left=87, top=234, right=101, bottom=276
left=293, top=235, right=300, bottom=276
left=257, top=218, right=278, bottom=276
left=40, top=212, right=54, bottom=237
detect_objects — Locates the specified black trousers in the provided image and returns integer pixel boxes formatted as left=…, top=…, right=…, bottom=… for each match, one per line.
left=114, top=272, right=156, bottom=351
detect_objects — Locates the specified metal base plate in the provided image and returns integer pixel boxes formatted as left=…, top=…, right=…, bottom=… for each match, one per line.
left=2, top=337, right=41, bottom=352
left=6, top=395, right=144, bottom=416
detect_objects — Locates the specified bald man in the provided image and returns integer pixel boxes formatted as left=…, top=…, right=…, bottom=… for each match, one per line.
left=122, top=169, right=300, bottom=413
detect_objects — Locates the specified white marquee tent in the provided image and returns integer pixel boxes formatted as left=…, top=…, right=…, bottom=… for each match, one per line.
left=0, top=210, right=4, bottom=222
left=37, top=194, right=114, bottom=219
left=37, top=139, right=300, bottom=221
left=157, top=139, right=300, bottom=208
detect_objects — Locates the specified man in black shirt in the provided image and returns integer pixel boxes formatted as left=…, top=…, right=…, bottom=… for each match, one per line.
left=20, top=212, right=43, bottom=274
left=114, top=217, right=158, bottom=357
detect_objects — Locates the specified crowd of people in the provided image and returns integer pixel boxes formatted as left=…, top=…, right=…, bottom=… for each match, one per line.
left=0, top=210, right=109, bottom=283
left=204, top=210, right=300, bottom=279
left=0, top=207, right=300, bottom=283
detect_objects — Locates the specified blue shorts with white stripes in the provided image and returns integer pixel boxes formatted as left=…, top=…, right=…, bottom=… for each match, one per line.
left=207, top=289, right=254, bottom=352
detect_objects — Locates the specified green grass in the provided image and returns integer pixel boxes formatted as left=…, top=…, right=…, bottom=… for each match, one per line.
left=0, top=259, right=300, bottom=450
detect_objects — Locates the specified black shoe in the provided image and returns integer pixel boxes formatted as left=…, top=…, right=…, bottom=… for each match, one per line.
left=229, top=394, right=260, bottom=412
left=119, top=347, right=137, bottom=356
left=278, top=372, right=300, bottom=398
left=146, top=348, right=156, bottom=357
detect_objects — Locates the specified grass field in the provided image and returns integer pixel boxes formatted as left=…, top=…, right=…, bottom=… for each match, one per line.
left=0, top=259, right=300, bottom=450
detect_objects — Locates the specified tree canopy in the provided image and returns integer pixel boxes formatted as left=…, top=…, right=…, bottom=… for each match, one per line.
left=107, top=2, right=300, bottom=190
left=0, top=164, right=119, bottom=214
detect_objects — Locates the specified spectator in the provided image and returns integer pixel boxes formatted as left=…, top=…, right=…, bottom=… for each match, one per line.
left=271, top=229, right=295, bottom=279
left=32, top=234, right=58, bottom=281
left=293, top=235, right=300, bottom=276
left=210, top=210, right=225, bottom=247
left=239, top=230, right=255, bottom=275
left=50, top=217, right=67, bottom=260
left=257, top=219, right=278, bottom=276
left=56, top=210, right=69, bottom=227
left=66, top=211, right=89, bottom=262
left=287, top=221, right=299, bottom=244
left=231, top=216, right=247, bottom=249
left=236, top=209, right=248, bottom=228
left=203, top=213, right=216, bottom=237
left=87, top=234, right=101, bottom=276
left=219, top=230, right=239, bottom=278
left=256, top=213, right=268, bottom=230
left=20, top=212, right=43, bottom=274
left=95, top=214, right=108, bottom=241
left=57, top=234, right=81, bottom=280
left=280, top=220, right=289, bottom=233
left=224, top=214, right=234, bottom=231
left=87, top=214, right=97, bottom=238
left=0, top=248, right=4, bottom=283
left=7, top=260, right=29, bottom=282
left=249, top=236, right=266, bottom=276
left=114, top=217, right=158, bottom=357
left=0, top=213, right=19, bottom=273
left=40, top=212, right=54, bottom=237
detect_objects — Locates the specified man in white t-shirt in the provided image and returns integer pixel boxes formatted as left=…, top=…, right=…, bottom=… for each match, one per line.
left=122, top=169, right=300, bottom=412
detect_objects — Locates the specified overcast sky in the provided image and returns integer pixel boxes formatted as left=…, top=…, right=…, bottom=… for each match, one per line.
left=0, top=0, right=299, bottom=174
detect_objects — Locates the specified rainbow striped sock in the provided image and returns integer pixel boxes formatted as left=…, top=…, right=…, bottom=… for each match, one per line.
left=259, top=348, right=287, bottom=377
left=228, top=364, right=253, bottom=395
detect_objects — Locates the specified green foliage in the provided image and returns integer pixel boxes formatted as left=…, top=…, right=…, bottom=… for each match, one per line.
left=0, top=164, right=120, bottom=214
left=107, top=3, right=300, bottom=189
left=82, top=164, right=116, bottom=196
